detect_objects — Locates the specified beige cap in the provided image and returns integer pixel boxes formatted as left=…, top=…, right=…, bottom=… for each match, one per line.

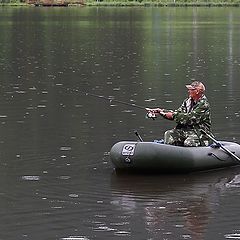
left=186, top=81, right=206, bottom=92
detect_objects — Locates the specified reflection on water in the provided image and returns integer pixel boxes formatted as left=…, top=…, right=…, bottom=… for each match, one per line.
left=111, top=168, right=240, bottom=240
left=0, top=6, right=240, bottom=240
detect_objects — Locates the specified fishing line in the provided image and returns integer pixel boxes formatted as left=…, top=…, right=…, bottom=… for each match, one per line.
left=68, top=88, right=157, bottom=119
left=71, top=88, right=146, bottom=110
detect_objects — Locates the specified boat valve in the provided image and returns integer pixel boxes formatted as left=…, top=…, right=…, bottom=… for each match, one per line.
left=124, top=157, right=131, bottom=164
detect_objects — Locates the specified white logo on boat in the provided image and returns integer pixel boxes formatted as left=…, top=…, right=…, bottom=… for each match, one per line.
left=122, top=144, right=136, bottom=156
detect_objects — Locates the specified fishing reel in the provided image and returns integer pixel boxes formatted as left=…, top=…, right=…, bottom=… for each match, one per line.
left=146, top=111, right=157, bottom=120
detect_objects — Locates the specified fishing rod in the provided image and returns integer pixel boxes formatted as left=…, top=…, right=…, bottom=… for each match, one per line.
left=70, top=88, right=157, bottom=119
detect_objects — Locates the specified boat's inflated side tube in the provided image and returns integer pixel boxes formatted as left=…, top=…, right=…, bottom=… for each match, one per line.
left=110, top=141, right=240, bottom=173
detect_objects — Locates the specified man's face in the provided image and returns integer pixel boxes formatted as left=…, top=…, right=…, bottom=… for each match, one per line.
left=188, top=88, right=200, bottom=100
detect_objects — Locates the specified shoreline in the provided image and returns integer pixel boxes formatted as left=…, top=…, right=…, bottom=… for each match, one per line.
left=85, top=1, right=240, bottom=7
left=1, top=2, right=240, bottom=7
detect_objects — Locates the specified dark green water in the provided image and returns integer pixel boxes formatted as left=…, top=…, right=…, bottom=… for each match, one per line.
left=0, top=7, right=240, bottom=240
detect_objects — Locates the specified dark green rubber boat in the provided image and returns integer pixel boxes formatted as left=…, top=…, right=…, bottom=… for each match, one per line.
left=110, top=141, right=240, bottom=173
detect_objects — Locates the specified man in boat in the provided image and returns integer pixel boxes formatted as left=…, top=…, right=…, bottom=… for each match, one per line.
left=146, top=81, right=212, bottom=147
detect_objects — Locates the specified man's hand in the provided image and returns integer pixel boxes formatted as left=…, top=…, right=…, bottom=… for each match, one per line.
left=164, top=112, right=174, bottom=120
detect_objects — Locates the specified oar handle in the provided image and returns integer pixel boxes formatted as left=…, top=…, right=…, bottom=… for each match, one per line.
left=134, top=131, right=143, bottom=142
left=200, top=129, right=240, bottom=162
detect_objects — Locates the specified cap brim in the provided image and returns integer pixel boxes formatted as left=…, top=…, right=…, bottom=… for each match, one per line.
left=186, top=84, right=195, bottom=90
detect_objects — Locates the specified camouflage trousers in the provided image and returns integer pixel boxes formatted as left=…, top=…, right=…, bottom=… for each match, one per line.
left=164, top=129, right=209, bottom=147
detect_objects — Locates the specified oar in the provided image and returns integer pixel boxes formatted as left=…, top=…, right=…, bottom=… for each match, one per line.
left=134, top=130, right=143, bottom=142
left=201, top=129, right=240, bottom=163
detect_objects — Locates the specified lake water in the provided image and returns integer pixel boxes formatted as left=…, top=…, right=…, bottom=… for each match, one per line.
left=0, top=6, right=240, bottom=240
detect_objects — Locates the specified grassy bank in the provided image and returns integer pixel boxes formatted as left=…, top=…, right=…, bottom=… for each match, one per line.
left=0, top=2, right=28, bottom=5
left=85, top=1, right=240, bottom=6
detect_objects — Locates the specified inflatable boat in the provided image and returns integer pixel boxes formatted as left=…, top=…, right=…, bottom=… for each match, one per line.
left=110, top=140, right=240, bottom=173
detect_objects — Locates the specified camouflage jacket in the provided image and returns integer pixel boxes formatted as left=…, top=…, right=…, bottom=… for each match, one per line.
left=165, top=95, right=212, bottom=133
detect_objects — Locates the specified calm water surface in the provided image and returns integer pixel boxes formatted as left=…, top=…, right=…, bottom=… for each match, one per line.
left=0, top=7, right=240, bottom=240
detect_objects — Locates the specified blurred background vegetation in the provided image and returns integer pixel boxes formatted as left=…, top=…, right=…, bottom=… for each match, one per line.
left=0, top=0, right=240, bottom=7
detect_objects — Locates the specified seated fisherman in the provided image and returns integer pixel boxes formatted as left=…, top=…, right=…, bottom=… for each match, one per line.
left=146, top=81, right=213, bottom=147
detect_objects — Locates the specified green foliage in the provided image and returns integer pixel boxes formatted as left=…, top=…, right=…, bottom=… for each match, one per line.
left=1, top=0, right=240, bottom=6
left=0, top=0, right=26, bottom=3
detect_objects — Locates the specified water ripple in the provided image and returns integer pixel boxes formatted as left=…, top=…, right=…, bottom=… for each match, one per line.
left=21, top=176, right=40, bottom=181
left=225, top=233, right=240, bottom=239
left=62, top=237, right=89, bottom=240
